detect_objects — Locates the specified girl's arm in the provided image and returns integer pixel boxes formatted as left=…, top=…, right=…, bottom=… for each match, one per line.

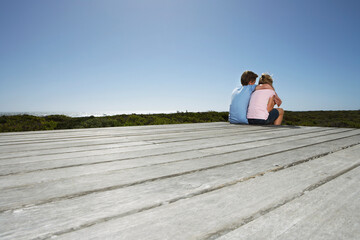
left=274, top=93, right=282, bottom=106
left=267, top=95, right=276, bottom=112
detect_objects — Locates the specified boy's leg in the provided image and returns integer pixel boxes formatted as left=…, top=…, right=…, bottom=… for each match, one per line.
left=274, top=108, right=284, bottom=125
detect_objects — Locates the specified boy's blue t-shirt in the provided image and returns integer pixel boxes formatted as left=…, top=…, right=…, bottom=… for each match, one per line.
left=229, top=85, right=256, bottom=124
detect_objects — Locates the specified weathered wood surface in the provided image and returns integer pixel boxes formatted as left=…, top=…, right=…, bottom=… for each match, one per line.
left=0, top=122, right=359, bottom=240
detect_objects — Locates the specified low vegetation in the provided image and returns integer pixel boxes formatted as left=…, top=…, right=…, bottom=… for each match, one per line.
left=282, top=110, right=360, bottom=128
left=0, top=110, right=359, bottom=132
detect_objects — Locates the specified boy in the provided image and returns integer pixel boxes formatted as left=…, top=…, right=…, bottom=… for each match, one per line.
left=229, top=71, right=271, bottom=124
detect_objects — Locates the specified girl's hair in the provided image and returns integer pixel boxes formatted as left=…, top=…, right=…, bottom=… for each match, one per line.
left=259, top=73, right=274, bottom=89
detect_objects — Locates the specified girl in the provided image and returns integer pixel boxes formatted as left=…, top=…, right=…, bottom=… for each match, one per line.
left=247, top=74, right=284, bottom=125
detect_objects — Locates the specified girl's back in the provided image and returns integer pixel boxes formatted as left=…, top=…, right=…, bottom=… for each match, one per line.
left=247, top=89, right=275, bottom=120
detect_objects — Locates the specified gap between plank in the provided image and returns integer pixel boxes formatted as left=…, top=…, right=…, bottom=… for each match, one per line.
left=204, top=163, right=360, bottom=240
left=0, top=128, right=341, bottom=176
left=2, top=134, right=358, bottom=214
left=0, top=127, right=284, bottom=155
left=0, top=124, right=243, bottom=146
left=37, top=143, right=360, bottom=240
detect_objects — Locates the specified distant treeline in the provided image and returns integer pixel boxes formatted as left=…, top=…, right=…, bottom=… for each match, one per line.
left=0, top=110, right=359, bottom=132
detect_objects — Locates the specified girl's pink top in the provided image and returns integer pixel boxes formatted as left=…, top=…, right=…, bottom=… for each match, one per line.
left=247, top=89, right=276, bottom=120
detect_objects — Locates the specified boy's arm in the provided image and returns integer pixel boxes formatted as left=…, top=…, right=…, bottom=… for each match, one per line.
left=255, top=84, right=273, bottom=91
left=267, top=95, right=275, bottom=112
left=274, top=93, right=282, bottom=107
left=255, top=84, right=282, bottom=106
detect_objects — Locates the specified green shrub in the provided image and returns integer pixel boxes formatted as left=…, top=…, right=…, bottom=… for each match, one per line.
left=1, top=110, right=359, bottom=132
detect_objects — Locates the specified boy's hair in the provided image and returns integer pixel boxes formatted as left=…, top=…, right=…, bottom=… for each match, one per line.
left=241, top=71, right=258, bottom=85
left=259, top=73, right=274, bottom=88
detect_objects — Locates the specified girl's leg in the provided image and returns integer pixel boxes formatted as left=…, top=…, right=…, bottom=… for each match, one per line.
left=274, top=108, right=284, bottom=125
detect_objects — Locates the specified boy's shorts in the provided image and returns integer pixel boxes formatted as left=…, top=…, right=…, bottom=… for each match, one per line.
left=248, top=109, right=280, bottom=125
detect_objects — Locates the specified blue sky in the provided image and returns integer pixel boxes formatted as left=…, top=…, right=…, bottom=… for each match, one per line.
left=1, top=0, right=359, bottom=114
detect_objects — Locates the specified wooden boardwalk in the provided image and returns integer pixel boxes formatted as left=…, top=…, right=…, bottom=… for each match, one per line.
left=0, top=122, right=359, bottom=240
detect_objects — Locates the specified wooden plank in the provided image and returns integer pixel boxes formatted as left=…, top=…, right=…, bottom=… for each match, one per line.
left=0, top=122, right=228, bottom=137
left=0, top=127, right=331, bottom=175
left=0, top=124, right=238, bottom=148
left=0, top=124, right=358, bottom=240
left=0, top=123, right=243, bottom=145
left=23, top=145, right=359, bottom=240
left=0, top=129, right=344, bottom=169
left=0, top=125, right=264, bottom=151
left=0, top=122, right=232, bottom=143
left=0, top=126, right=319, bottom=166
left=0, top=136, right=358, bottom=240
left=0, top=125, right=279, bottom=159
left=0, top=131, right=358, bottom=214
left=217, top=160, right=360, bottom=240
left=0, top=128, right=348, bottom=178
left=0, top=126, right=281, bottom=157
left=1, top=129, right=356, bottom=191
left=0, top=130, right=350, bottom=185
left=0, top=129, right=295, bottom=175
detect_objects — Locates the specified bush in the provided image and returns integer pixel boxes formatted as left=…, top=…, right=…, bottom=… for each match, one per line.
left=0, top=110, right=359, bottom=132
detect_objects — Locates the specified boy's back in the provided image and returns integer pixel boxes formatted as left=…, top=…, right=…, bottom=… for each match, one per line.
left=229, top=84, right=256, bottom=124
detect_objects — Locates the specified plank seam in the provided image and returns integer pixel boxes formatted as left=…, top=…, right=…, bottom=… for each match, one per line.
left=2, top=136, right=359, bottom=213
left=31, top=143, right=360, bottom=240
left=0, top=122, right=229, bottom=137
left=0, top=128, right=337, bottom=176
left=120, top=129, right=354, bottom=171
left=0, top=124, right=249, bottom=145
left=0, top=128, right=293, bottom=160
left=0, top=124, right=246, bottom=145
left=0, top=127, right=286, bottom=155
left=204, top=163, right=360, bottom=240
